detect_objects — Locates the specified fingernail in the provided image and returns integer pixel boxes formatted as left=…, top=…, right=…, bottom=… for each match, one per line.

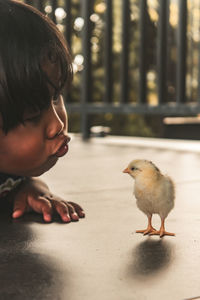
left=63, top=215, right=71, bottom=222
left=72, top=213, right=79, bottom=221
left=79, top=211, right=85, bottom=218
left=12, top=210, right=21, bottom=219
left=44, top=214, right=51, bottom=222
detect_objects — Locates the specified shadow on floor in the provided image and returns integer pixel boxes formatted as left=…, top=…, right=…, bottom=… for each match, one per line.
left=0, top=202, right=70, bottom=300
left=127, top=238, right=175, bottom=279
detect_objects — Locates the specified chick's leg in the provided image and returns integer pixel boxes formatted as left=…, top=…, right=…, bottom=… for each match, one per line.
left=136, top=215, right=156, bottom=235
left=150, top=218, right=175, bottom=237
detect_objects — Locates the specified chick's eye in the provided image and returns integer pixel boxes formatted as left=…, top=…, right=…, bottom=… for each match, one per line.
left=131, top=167, right=136, bottom=171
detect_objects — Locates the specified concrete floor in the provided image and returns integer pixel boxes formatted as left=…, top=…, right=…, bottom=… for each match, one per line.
left=1, top=135, right=200, bottom=300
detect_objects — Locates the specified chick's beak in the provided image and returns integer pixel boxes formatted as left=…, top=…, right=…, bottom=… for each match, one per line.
left=123, top=167, right=130, bottom=174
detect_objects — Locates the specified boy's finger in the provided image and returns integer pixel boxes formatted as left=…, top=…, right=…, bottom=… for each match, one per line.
left=67, top=201, right=85, bottom=218
left=28, top=195, right=53, bottom=222
left=12, top=195, right=27, bottom=219
left=54, top=201, right=71, bottom=223
left=12, top=209, right=25, bottom=219
left=37, top=197, right=53, bottom=222
left=65, top=202, right=79, bottom=221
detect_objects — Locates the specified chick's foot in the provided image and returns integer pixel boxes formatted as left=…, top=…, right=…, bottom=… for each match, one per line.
left=136, top=226, right=156, bottom=235
left=136, top=216, right=156, bottom=235
left=149, top=230, right=175, bottom=238
left=150, top=219, right=175, bottom=237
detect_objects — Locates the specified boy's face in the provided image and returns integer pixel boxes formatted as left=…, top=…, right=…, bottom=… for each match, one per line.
left=0, top=62, right=70, bottom=177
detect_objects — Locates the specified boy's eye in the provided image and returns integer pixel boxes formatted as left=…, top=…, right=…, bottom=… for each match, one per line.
left=53, top=98, right=59, bottom=104
left=52, top=95, right=61, bottom=105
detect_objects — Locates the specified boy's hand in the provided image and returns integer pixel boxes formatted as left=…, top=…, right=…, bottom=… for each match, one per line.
left=11, top=178, right=85, bottom=222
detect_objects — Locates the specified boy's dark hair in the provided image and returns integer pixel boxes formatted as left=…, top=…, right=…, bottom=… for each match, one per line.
left=0, top=0, right=73, bottom=132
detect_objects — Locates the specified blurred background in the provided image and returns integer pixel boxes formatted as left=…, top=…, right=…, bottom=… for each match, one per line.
left=22, top=0, right=200, bottom=139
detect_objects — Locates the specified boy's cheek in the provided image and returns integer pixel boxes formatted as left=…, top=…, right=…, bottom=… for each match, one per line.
left=1, top=134, right=43, bottom=158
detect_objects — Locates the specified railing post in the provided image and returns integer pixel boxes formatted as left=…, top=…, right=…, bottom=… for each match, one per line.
left=104, top=0, right=113, bottom=103
left=120, top=0, right=130, bottom=104
left=177, top=0, right=187, bottom=104
left=198, top=0, right=200, bottom=103
left=51, top=0, right=57, bottom=23
left=157, top=0, right=169, bottom=104
left=138, top=0, right=147, bottom=104
left=81, top=0, right=92, bottom=139
left=37, top=0, right=45, bottom=13
left=65, top=0, right=72, bottom=47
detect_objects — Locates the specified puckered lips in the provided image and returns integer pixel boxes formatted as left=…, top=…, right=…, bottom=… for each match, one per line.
left=54, top=136, right=70, bottom=158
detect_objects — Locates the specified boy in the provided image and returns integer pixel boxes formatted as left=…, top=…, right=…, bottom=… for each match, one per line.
left=0, top=0, right=85, bottom=222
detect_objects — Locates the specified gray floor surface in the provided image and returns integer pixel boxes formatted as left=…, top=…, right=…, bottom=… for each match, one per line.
left=1, top=135, right=200, bottom=300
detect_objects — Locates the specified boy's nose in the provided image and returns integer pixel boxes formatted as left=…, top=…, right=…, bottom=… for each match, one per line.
left=46, top=106, right=65, bottom=139
left=55, top=125, right=64, bottom=137
left=47, top=120, right=64, bottom=139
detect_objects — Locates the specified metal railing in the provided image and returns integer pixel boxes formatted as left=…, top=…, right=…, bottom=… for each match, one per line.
left=28, top=0, right=200, bottom=138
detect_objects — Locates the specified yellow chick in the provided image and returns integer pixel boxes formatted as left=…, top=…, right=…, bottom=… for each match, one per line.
left=123, top=159, right=175, bottom=237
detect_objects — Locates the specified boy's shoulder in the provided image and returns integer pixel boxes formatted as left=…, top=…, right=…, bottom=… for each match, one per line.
left=0, top=173, right=25, bottom=198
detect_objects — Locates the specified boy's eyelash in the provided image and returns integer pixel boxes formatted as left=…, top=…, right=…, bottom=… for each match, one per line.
left=53, top=98, right=59, bottom=103
left=24, top=112, right=41, bottom=123
left=52, top=95, right=61, bottom=104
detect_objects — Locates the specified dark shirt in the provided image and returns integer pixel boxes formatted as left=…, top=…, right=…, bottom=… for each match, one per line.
left=0, top=173, right=25, bottom=198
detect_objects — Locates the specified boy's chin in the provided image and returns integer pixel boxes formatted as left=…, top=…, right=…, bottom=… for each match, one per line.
left=28, top=158, right=58, bottom=177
